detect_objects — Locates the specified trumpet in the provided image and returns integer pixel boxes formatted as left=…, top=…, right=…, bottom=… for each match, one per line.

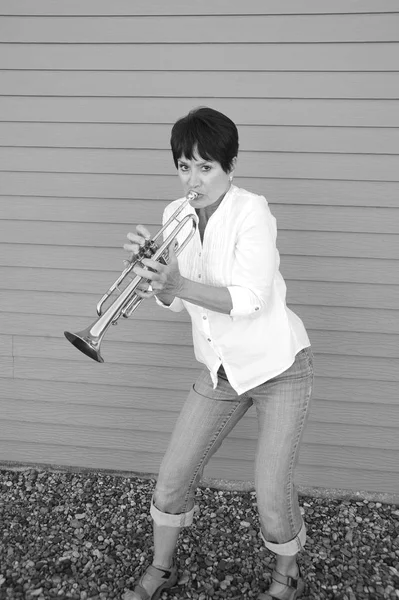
left=64, top=191, right=198, bottom=363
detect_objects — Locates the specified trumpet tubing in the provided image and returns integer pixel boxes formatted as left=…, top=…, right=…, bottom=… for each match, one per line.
left=64, top=191, right=198, bottom=362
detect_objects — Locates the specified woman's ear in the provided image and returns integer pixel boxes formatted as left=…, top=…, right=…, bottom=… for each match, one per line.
left=229, top=156, right=237, bottom=180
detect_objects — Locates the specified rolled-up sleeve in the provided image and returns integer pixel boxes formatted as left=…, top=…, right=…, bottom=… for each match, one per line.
left=228, top=285, right=263, bottom=318
left=154, top=295, right=184, bottom=312
left=228, top=196, right=277, bottom=319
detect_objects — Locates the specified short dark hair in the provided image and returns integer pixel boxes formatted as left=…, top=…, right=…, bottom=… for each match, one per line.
left=170, top=107, right=239, bottom=173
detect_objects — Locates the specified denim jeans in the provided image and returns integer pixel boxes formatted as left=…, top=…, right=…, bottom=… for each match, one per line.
left=151, top=346, right=314, bottom=556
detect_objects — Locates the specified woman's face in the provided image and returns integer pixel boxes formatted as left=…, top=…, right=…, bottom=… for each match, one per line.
left=177, top=150, right=235, bottom=209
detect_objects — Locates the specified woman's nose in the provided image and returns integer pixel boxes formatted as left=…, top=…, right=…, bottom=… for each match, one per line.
left=188, top=170, right=200, bottom=188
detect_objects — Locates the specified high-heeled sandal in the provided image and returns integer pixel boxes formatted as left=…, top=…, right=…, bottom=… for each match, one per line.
left=123, top=563, right=178, bottom=600
left=258, top=565, right=305, bottom=600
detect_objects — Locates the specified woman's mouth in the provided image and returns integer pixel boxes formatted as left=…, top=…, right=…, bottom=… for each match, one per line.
left=188, top=192, right=203, bottom=202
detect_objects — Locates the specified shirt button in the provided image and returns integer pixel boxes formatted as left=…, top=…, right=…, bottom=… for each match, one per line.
left=199, top=252, right=202, bottom=257
left=255, top=306, right=259, bottom=311
left=207, top=338, right=211, bottom=342
left=203, top=316, right=207, bottom=320
left=198, top=274, right=202, bottom=279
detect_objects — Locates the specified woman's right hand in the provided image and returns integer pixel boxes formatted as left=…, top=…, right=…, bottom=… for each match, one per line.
left=122, top=225, right=156, bottom=298
left=123, top=224, right=151, bottom=265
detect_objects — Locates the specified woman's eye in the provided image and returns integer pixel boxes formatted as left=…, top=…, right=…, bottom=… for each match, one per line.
left=202, top=165, right=211, bottom=172
left=178, top=164, right=189, bottom=172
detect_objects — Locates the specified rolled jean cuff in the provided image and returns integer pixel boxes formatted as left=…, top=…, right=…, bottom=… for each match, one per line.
left=261, top=522, right=306, bottom=556
left=150, top=497, right=195, bottom=528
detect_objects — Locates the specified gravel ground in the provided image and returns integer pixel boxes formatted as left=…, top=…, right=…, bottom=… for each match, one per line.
left=0, top=469, right=398, bottom=600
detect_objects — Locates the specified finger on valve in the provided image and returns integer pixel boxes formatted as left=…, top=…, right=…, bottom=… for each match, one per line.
left=123, top=254, right=136, bottom=268
left=124, top=225, right=152, bottom=264
left=136, top=224, right=151, bottom=240
left=123, top=240, right=139, bottom=266
left=135, top=280, right=153, bottom=297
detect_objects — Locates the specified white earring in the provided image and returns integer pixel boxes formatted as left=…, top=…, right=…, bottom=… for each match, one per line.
left=229, top=175, right=233, bottom=182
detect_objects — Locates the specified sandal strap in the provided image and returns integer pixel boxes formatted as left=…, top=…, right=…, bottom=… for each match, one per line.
left=131, top=583, right=150, bottom=600
left=271, top=568, right=299, bottom=589
left=145, top=565, right=172, bottom=580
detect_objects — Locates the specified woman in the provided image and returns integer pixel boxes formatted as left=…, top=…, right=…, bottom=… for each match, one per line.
left=124, top=107, right=313, bottom=600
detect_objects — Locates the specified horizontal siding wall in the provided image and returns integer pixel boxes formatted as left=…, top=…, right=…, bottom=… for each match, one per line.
left=0, top=1, right=398, bottom=495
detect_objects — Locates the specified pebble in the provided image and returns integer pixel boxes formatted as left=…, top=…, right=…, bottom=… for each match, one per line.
left=70, top=519, right=82, bottom=528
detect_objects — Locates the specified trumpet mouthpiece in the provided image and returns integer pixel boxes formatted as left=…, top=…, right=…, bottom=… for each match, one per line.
left=187, top=191, right=199, bottom=202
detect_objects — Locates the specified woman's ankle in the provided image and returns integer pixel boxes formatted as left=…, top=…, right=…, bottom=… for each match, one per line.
left=152, top=560, right=173, bottom=571
left=274, top=554, right=299, bottom=576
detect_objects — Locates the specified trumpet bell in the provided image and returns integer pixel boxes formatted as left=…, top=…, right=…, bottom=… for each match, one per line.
left=64, top=329, right=104, bottom=363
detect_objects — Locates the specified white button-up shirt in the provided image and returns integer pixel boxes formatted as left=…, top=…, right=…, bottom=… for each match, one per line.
left=156, top=185, right=310, bottom=395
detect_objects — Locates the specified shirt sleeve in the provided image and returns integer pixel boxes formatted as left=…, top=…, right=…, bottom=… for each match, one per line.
left=227, top=196, right=278, bottom=319
left=154, top=294, right=185, bottom=312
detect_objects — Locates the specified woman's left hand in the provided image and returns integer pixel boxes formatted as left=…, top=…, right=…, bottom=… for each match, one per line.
left=132, top=242, right=184, bottom=299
